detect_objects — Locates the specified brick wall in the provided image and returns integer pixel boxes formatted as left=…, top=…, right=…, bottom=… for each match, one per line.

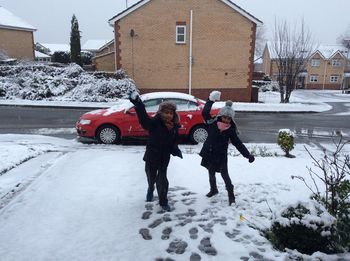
left=115, top=0, right=256, bottom=101
left=0, top=28, right=34, bottom=60
left=93, top=52, right=115, bottom=72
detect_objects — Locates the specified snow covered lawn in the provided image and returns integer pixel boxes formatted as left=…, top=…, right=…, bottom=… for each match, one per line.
left=0, top=134, right=349, bottom=260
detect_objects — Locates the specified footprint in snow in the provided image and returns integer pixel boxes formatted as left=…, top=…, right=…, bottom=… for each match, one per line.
left=198, top=237, right=217, bottom=256
left=139, top=228, right=152, bottom=240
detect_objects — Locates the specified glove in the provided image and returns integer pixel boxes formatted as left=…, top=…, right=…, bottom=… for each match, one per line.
left=209, top=90, right=221, bottom=102
left=129, top=90, right=139, bottom=101
left=171, top=145, right=183, bottom=159
left=127, top=89, right=140, bottom=103
left=248, top=155, right=255, bottom=163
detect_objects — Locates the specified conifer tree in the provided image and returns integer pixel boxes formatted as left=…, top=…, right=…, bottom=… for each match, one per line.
left=70, top=14, right=82, bottom=66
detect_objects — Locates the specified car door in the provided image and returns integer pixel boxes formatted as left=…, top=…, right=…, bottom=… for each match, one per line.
left=127, top=98, right=161, bottom=136
left=163, top=98, right=201, bottom=135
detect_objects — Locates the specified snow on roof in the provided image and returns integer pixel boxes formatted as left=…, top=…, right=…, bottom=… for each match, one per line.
left=108, top=0, right=262, bottom=26
left=0, top=6, right=36, bottom=31
left=265, top=42, right=349, bottom=60
left=39, top=43, right=70, bottom=54
left=82, top=40, right=112, bottom=51
left=314, top=44, right=349, bottom=59
left=140, top=91, right=197, bottom=102
left=35, top=50, right=51, bottom=58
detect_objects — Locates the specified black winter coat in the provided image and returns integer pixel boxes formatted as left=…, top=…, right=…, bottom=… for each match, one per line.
left=131, top=98, right=180, bottom=168
left=199, top=100, right=250, bottom=171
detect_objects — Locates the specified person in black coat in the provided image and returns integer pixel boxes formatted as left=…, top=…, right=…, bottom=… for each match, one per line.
left=129, top=91, right=182, bottom=212
left=199, top=90, right=255, bottom=206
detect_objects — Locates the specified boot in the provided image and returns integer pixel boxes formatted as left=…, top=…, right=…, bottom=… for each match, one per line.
left=227, top=185, right=235, bottom=206
left=228, top=192, right=235, bottom=206
left=206, top=177, right=218, bottom=197
left=146, top=189, right=153, bottom=202
left=206, top=188, right=218, bottom=197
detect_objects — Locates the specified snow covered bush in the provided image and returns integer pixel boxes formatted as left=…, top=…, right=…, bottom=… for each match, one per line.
left=292, top=137, right=350, bottom=251
left=0, top=63, right=137, bottom=102
left=52, top=51, right=71, bottom=64
left=277, top=129, right=295, bottom=157
left=255, top=81, right=279, bottom=92
left=267, top=201, right=336, bottom=255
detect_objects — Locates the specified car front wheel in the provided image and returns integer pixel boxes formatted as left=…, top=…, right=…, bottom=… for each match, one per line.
left=189, top=125, right=208, bottom=144
left=96, top=125, right=120, bottom=144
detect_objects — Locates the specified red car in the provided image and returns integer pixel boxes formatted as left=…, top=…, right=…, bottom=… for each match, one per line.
left=76, top=92, right=219, bottom=144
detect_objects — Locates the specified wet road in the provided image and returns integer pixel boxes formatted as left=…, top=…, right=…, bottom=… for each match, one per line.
left=1, top=102, right=349, bottom=144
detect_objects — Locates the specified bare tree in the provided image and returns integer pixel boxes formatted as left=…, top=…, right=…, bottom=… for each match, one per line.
left=336, top=24, right=350, bottom=45
left=292, top=137, right=350, bottom=216
left=337, top=25, right=350, bottom=93
left=254, top=25, right=267, bottom=62
left=272, top=19, right=313, bottom=103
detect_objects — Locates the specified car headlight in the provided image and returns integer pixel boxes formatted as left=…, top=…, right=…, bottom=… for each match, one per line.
left=79, top=119, right=92, bottom=125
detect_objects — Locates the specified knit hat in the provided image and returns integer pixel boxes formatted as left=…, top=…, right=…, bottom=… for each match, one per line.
left=218, top=100, right=235, bottom=119
left=158, top=101, right=177, bottom=113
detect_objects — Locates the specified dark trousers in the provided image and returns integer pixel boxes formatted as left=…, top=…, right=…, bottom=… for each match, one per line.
left=145, top=162, right=169, bottom=206
left=208, top=162, right=234, bottom=192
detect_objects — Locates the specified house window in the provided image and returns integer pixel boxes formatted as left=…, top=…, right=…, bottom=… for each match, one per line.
left=310, top=75, right=319, bottom=82
left=331, top=59, right=341, bottom=67
left=176, top=25, right=186, bottom=44
left=330, top=75, right=339, bottom=83
left=311, top=59, right=320, bottom=67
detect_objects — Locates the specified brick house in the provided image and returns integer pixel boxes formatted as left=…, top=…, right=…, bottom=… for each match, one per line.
left=92, top=39, right=115, bottom=72
left=108, top=0, right=262, bottom=101
left=0, top=6, right=36, bottom=60
left=262, top=42, right=350, bottom=90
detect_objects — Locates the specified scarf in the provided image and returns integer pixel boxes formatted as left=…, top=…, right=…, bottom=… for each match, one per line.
left=217, top=121, right=231, bottom=132
left=164, top=120, right=174, bottom=130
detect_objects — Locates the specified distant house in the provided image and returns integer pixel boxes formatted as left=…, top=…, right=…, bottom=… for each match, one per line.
left=0, top=6, right=36, bottom=60
left=262, top=43, right=350, bottom=90
left=35, top=43, right=70, bottom=55
left=108, top=0, right=262, bottom=102
left=306, top=45, right=350, bottom=90
left=92, top=39, right=115, bottom=72
left=82, top=39, right=111, bottom=56
left=35, top=50, right=51, bottom=62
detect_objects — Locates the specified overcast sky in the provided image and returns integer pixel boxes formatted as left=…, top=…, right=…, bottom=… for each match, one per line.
left=1, top=0, right=349, bottom=45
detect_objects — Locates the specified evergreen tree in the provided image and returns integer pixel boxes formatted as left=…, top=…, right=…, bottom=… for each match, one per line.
left=70, top=14, right=82, bottom=66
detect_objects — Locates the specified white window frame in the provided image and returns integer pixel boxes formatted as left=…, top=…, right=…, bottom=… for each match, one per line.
left=176, top=25, right=186, bottom=44
left=331, top=59, right=341, bottom=67
left=310, top=75, right=319, bottom=82
left=330, top=75, right=339, bottom=83
left=311, top=59, right=320, bottom=67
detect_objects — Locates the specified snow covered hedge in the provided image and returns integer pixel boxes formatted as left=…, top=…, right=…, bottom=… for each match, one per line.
left=267, top=201, right=337, bottom=255
left=0, top=63, right=137, bottom=102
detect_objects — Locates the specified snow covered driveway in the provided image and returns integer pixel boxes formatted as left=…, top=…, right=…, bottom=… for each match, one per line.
left=0, top=135, right=348, bottom=260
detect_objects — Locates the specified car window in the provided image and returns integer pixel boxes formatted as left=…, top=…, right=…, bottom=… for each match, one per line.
left=163, top=98, right=198, bottom=111
left=143, top=99, right=161, bottom=112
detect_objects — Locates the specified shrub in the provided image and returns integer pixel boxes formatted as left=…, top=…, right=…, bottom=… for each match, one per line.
left=81, top=51, right=93, bottom=65
left=292, top=137, right=350, bottom=251
left=267, top=201, right=336, bottom=255
left=52, top=51, right=71, bottom=64
left=277, top=129, right=295, bottom=157
left=0, top=86, right=5, bottom=97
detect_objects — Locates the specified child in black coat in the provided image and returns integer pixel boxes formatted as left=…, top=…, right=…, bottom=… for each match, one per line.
left=199, top=90, right=255, bottom=206
left=129, top=91, right=182, bottom=211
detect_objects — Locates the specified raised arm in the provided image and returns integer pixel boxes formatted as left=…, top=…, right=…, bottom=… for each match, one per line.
left=202, top=90, right=221, bottom=123
left=129, top=92, right=154, bottom=130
